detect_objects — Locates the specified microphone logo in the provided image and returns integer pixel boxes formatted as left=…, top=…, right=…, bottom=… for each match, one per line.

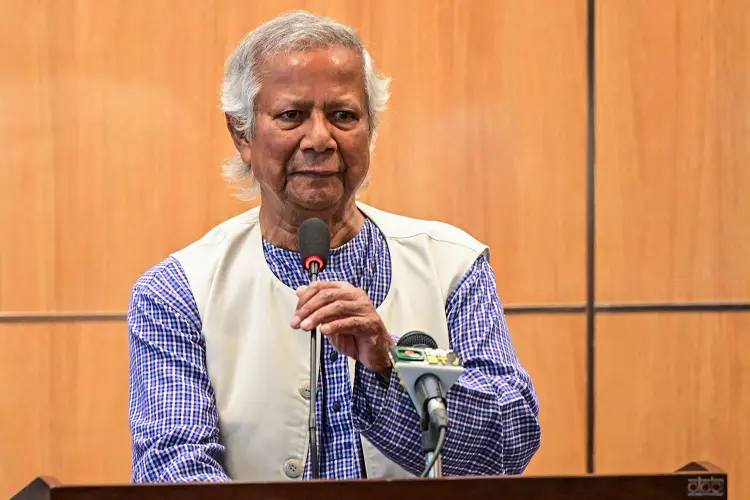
left=392, top=347, right=461, bottom=366
left=389, top=345, right=465, bottom=419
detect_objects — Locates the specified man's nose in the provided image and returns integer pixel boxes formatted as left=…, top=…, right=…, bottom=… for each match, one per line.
left=300, top=110, right=337, bottom=153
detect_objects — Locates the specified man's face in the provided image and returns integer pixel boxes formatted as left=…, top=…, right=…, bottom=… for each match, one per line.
left=233, top=46, right=371, bottom=214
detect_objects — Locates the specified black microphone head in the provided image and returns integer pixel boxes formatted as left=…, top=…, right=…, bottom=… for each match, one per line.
left=299, top=218, right=330, bottom=272
left=397, top=331, right=438, bottom=349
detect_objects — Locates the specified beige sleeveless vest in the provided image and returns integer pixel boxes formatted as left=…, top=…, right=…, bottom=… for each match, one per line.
left=172, top=202, right=488, bottom=481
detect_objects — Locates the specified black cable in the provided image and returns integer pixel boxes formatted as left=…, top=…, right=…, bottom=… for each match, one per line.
left=420, top=427, right=447, bottom=478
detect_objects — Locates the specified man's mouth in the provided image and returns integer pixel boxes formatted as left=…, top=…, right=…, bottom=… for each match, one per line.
left=291, top=171, right=341, bottom=177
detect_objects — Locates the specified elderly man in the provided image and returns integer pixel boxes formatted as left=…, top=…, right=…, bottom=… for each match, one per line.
left=128, top=10, right=540, bottom=482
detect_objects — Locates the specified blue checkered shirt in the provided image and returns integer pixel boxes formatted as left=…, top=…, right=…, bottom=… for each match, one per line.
left=128, top=217, right=541, bottom=482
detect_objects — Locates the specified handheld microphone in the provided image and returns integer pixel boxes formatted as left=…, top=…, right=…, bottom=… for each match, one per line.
left=390, top=332, right=465, bottom=478
left=298, top=218, right=330, bottom=480
left=300, top=218, right=330, bottom=280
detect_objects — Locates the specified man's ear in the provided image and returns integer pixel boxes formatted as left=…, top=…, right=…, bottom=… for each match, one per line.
left=225, top=113, right=252, bottom=165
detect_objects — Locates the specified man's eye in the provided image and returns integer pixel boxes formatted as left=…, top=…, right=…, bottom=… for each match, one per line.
left=278, top=110, right=303, bottom=121
left=332, top=110, right=356, bottom=122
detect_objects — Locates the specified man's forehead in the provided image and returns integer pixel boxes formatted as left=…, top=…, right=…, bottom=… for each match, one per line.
left=284, top=51, right=346, bottom=67
left=257, top=47, right=366, bottom=104
left=260, top=47, right=363, bottom=77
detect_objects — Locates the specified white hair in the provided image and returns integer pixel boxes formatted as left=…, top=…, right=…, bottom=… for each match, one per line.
left=220, top=10, right=391, bottom=200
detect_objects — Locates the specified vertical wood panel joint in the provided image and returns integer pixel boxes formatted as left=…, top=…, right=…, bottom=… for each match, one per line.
left=585, top=0, right=597, bottom=476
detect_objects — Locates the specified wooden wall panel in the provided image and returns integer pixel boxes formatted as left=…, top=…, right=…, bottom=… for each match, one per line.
left=507, top=314, right=586, bottom=475
left=358, top=0, right=587, bottom=306
left=0, top=0, right=250, bottom=313
left=0, top=0, right=586, bottom=312
left=0, top=322, right=131, bottom=499
left=595, top=313, right=750, bottom=499
left=596, top=0, right=750, bottom=303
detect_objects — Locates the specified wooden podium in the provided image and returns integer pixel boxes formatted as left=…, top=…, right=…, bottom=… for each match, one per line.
left=11, top=462, right=727, bottom=500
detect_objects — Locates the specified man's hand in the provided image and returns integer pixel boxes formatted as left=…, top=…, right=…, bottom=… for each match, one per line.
left=290, top=281, right=393, bottom=376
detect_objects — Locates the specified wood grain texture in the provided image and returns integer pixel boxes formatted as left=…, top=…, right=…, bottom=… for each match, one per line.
left=595, top=313, right=750, bottom=500
left=596, top=0, right=750, bottom=303
left=0, top=322, right=131, bottom=499
left=357, top=0, right=587, bottom=306
left=0, top=0, right=586, bottom=312
left=0, top=0, right=250, bottom=312
left=506, top=314, right=586, bottom=475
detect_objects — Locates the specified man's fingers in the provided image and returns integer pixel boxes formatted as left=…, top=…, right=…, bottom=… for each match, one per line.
left=297, top=289, right=347, bottom=320
left=295, top=281, right=340, bottom=297
left=319, top=316, right=369, bottom=335
left=294, top=281, right=345, bottom=307
left=291, top=282, right=358, bottom=328
left=298, top=301, right=360, bottom=331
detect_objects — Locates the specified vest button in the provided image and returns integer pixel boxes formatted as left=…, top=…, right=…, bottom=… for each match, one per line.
left=298, top=380, right=311, bottom=400
left=284, top=458, right=303, bottom=479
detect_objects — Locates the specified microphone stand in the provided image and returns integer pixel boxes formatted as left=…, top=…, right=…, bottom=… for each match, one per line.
left=421, top=400, right=444, bottom=478
left=395, top=333, right=453, bottom=479
left=425, top=452, right=443, bottom=478
left=416, top=376, right=449, bottom=478
left=307, top=261, right=321, bottom=480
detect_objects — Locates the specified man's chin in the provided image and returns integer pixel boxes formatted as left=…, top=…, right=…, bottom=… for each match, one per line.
left=290, top=192, right=347, bottom=213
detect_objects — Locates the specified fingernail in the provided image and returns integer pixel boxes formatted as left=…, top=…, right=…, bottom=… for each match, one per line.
left=301, top=319, right=312, bottom=330
left=296, top=286, right=308, bottom=296
left=320, top=324, right=329, bottom=334
left=290, top=316, right=300, bottom=328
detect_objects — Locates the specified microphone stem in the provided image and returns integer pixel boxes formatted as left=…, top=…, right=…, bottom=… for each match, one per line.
left=309, top=328, right=319, bottom=479
left=421, top=425, right=447, bottom=478
left=308, top=264, right=321, bottom=479
left=424, top=451, right=443, bottom=478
